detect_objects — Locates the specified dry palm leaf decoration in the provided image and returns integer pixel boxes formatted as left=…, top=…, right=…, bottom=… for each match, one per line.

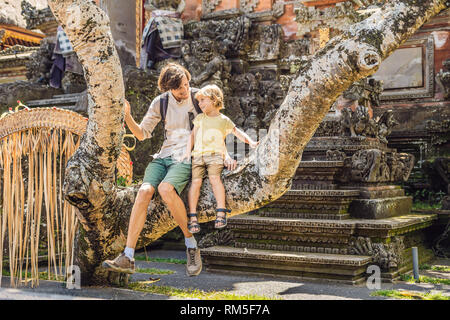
left=0, top=105, right=133, bottom=287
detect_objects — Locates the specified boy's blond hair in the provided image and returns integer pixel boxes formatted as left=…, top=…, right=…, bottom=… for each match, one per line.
left=195, top=84, right=224, bottom=110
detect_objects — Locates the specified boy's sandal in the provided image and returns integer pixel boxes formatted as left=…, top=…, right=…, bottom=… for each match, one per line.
left=187, top=213, right=200, bottom=234
left=215, top=208, right=231, bottom=229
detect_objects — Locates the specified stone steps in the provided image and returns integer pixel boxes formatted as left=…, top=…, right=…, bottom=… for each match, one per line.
left=262, top=189, right=360, bottom=217
left=228, top=213, right=437, bottom=237
left=258, top=210, right=350, bottom=220
left=293, top=161, right=344, bottom=187
left=25, top=93, right=82, bottom=109
left=201, top=246, right=372, bottom=284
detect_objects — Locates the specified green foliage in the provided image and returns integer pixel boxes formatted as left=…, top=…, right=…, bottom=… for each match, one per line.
left=134, top=255, right=186, bottom=264
left=2, top=269, right=64, bottom=282
left=136, top=267, right=175, bottom=275
left=406, top=188, right=445, bottom=210
left=429, top=265, right=450, bottom=272
left=419, top=263, right=432, bottom=270
left=116, top=175, right=128, bottom=187
left=371, top=289, right=449, bottom=300
left=399, top=273, right=450, bottom=285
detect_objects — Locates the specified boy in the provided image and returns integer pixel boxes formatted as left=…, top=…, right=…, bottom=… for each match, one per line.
left=182, top=84, right=258, bottom=233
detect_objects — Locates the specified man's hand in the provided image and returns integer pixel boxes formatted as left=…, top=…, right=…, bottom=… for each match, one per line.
left=224, top=156, right=237, bottom=171
left=180, top=151, right=191, bottom=163
left=124, top=99, right=131, bottom=117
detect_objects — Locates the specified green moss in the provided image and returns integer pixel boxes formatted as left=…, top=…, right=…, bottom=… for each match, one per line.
left=128, top=282, right=281, bottom=300
left=358, top=29, right=383, bottom=56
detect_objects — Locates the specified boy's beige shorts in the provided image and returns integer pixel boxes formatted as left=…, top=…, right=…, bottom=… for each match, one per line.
left=191, top=153, right=224, bottom=180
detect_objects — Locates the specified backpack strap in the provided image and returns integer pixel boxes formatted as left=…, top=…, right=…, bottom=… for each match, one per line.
left=159, top=92, right=170, bottom=123
left=160, top=90, right=202, bottom=135
left=190, top=88, right=202, bottom=115
left=159, top=92, right=169, bottom=140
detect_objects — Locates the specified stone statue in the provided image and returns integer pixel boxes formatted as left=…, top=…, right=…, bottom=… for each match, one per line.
left=248, top=24, right=282, bottom=61
left=436, top=58, right=450, bottom=100
left=376, top=110, right=398, bottom=144
left=340, top=105, right=375, bottom=137
left=340, top=105, right=397, bottom=144
left=184, top=15, right=251, bottom=58
left=189, top=37, right=231, bottom=90
left=231, top=72, right=266, bottom=129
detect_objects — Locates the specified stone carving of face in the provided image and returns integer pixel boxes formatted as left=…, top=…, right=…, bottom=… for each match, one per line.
left=191, top=37, right=216, bottom=62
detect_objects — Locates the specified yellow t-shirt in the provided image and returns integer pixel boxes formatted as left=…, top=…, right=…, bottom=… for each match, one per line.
left=192, top=113, right=236, bottom=157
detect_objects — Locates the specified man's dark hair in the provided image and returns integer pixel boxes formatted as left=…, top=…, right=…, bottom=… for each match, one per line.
left=158, top=63, right=191, bottom=92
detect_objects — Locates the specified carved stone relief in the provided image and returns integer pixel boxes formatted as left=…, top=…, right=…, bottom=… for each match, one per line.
left=198, top=229, right=235, bottom=249
left=201, top=0, right=222, bottom=15
left=347, top=149, right=415, bottom=183
left=147, top=0, right=185, bottom=12
left=240, top=0, right=259, bottom=14
left=248, top=24, right=282, bottom=61
left=436, top=58, right=450, bottom=99
left=349, top=236, right=405, bottom=270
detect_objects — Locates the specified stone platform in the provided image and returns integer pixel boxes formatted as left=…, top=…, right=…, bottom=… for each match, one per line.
left=201, top=214, right=437, bottom=284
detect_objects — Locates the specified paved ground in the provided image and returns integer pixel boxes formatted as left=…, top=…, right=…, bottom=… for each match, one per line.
left=0, top=249, right=449, bottom=300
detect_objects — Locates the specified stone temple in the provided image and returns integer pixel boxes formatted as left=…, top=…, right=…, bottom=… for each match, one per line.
left=0, top=0, right=449, bottom=284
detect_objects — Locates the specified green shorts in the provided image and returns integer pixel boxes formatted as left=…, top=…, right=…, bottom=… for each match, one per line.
left=142, top=157, right=192, bottom=195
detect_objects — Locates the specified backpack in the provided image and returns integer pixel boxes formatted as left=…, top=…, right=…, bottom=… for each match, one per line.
left=159, top=88, right=202, bottom=132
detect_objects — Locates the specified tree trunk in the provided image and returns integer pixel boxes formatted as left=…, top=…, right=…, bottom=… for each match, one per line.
left=48, top=0, right=448, bottom=285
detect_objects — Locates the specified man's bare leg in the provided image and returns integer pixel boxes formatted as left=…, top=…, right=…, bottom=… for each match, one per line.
left=158, top=182, right=192, bottom=238
left=102, top=183, right=154, bottom=273
left=126, top=183, right=155, bottom=249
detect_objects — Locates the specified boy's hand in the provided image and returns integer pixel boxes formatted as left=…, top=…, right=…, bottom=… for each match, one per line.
left=249, top=141, right=259, bottom=149
left=224, top=156, right=237, bottom=171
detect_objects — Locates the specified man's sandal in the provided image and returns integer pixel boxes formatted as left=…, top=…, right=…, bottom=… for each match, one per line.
left=187, top=213, right=201, bottom=234
left=215, top=208, right=231, bottom=229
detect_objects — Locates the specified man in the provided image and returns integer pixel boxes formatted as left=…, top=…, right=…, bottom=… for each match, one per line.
left=102, top=63, right=236, bottom=277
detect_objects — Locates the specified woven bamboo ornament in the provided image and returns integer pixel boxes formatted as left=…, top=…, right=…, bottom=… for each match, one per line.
left=0, top=107, right=133, bottom=287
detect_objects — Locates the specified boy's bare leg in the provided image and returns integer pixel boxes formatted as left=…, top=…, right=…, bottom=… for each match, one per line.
left=126, top=183, right=155, bottom=249
left=188, top=178, right=203, bottom=225
left=158, top=182, right=192, bottom=238
left=208, top=175, right=226, bottom=208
